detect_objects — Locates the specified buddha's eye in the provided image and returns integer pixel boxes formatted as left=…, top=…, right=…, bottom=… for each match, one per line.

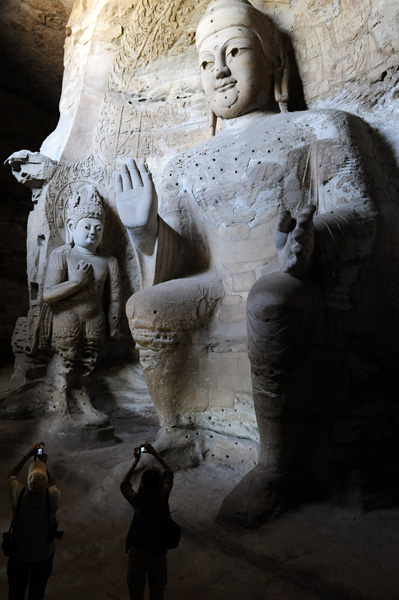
left=230, top=47, right=239, bottom=57
left=201, top=59, right=214, bottom=71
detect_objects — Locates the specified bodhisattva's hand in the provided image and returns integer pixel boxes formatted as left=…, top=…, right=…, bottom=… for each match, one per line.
left=274, top=205, right=316, bottom=277
left=70, top=260, right=93, bottom=287
left=114, top=159, right=158, bottom=255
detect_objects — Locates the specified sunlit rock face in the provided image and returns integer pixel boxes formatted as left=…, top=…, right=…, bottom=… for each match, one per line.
left=2, top=0, right=399, bottom=515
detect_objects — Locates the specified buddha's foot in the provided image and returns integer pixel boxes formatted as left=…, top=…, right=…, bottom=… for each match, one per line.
left=216, top=464, right=320, bottom=528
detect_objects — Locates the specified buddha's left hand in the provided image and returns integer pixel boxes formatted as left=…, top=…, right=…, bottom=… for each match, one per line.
left=274, top=204, right=316, bottom=277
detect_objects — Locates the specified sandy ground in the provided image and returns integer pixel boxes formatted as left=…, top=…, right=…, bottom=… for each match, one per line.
left=0, top=364, right=398, bottom=600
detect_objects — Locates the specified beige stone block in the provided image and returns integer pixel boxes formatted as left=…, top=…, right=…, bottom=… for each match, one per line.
left=243, top=376, right=253, bottom=394
left=195, top=388, right=210, bottom=411
left=208, top=389, right=235, bottom=409
left=231, top=374, right=243, bottom=391
left=238, top=355, right=252, bottom=378
left=218, top=373, right=234, bottom=391
left=232, top=270, right=256, bottom=292
left=218, top=295, right=246, bottom=323
left=209, top=355, right=239, bottom=376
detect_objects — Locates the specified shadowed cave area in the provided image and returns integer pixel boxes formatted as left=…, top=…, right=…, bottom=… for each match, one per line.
left=0, top=363, right=398, bottom=600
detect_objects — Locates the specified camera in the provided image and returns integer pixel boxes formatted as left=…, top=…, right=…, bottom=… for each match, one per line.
left=34, top=446, right=44, bottom=460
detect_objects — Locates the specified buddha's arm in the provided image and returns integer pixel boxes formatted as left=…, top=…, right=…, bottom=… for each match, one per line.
left=310, top=118, right=379, bottom=300
left=116, top=159, right=201, bottom=290
left=132, top=216, right=187, bottom=289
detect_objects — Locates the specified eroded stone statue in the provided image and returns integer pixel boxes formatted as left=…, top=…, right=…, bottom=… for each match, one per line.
left=41, top=184, right=122, bottom=420
left=115, top=0, right=399, bottom=523
left=44, top=185, right=121, bottom=375
left=1, top=176, right=122, bottom=432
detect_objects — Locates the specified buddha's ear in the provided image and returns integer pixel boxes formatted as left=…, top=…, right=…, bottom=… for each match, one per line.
left=66, top=218, right=75, bottom=245
left=274, top=56, right=290, bottom=113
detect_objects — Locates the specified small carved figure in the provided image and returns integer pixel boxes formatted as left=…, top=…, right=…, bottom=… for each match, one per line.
left=43, top=184, right=121, bottom=376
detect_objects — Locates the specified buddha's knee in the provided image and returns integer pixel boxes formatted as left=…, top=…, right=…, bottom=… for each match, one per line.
left=126, top=276, right=223, bottom=349
left=247, top=272, right=322, bottom=363
left=247, top=272, right=321, bottom=323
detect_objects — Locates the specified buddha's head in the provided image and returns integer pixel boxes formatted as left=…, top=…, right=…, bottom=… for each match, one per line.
left=196, top=0, right=288, bottom=130
left=65, top=185, right=105, bottom=251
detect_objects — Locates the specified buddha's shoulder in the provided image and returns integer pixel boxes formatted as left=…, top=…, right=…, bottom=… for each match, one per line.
left=167, top=109, right=364, bottom=170
left=287, top=108, right=364, bottom=134
left=246, top=109, right=364, bottom=140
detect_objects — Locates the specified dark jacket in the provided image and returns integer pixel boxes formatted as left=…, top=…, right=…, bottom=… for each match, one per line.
left=120, top=470, right=174, bottom=556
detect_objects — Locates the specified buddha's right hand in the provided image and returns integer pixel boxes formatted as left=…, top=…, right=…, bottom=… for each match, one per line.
left=114, top=158, right=159, bottom=254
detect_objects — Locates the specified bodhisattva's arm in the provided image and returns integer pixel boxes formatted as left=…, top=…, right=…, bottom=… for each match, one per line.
left=43, top=250, right=92, bottom=304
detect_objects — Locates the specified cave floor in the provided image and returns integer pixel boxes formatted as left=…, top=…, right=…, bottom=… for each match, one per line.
left=0, top=365, right=398, bottom=600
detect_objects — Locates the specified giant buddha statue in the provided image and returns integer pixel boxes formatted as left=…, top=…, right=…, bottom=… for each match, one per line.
left=115, top=0, right=399, bottom=524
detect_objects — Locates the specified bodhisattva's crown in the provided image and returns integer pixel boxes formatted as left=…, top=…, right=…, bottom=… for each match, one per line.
left=66, top=185, right=105, bottom=225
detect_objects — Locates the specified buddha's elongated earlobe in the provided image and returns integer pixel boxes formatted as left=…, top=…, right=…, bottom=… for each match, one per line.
left=66, top=218, right=74, bottom=245
left=210, top=110, right=217, bottom=136
left=274, top=60, right=290, bottom=113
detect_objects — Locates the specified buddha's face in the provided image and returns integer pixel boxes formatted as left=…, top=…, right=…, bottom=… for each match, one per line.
left=199, top=26, right=273, bottom=120
left=71, top=217, right=104, bottom=251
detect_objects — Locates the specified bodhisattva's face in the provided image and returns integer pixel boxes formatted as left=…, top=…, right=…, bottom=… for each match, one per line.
left=72, top=217, right=104, bottom=251
left=199, top=26, right=274, bottom=120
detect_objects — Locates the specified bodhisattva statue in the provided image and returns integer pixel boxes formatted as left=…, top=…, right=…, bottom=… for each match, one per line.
left=115, top=0, right=399, bottom=524
left=43, top=185, right=122, bottom=421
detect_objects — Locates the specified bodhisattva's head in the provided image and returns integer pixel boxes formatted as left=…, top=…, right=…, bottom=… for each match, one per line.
left=196, top=0, right=288, bottom=130
left=66, top=185, right=105, bottom=251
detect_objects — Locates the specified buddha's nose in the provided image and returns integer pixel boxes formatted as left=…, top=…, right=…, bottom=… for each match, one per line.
left=215, top=54, right=230, bottom=79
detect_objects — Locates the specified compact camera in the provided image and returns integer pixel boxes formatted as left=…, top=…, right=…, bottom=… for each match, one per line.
left=34, top=446, right=44, bottom=460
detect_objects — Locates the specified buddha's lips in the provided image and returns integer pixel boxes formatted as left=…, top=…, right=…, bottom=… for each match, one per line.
left=215, top=79, right=237, bottom=92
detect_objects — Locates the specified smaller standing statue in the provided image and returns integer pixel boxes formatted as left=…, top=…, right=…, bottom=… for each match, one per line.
left=41, top=185, right=122, bottom=422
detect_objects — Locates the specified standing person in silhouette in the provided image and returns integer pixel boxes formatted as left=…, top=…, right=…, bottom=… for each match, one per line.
left=120, top=442, right=174, bottom=600
left=6, top=441, right=60, bottom=600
